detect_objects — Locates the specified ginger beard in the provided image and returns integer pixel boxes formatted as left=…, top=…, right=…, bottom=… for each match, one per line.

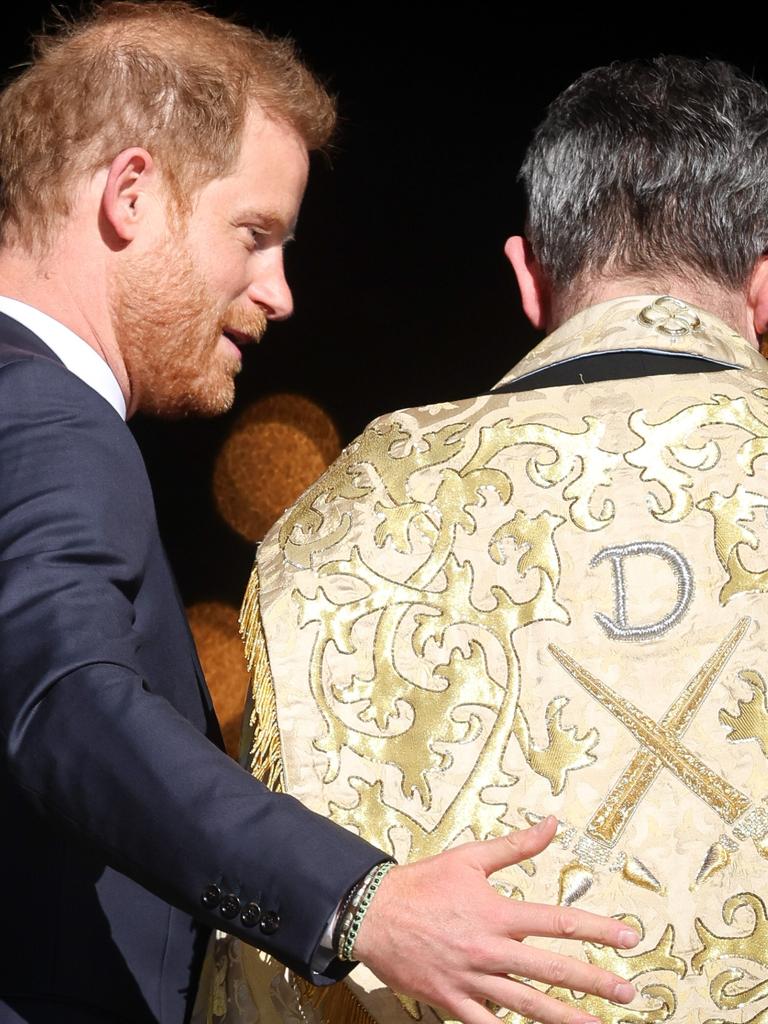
left=111, top=237, right=268, bottom=418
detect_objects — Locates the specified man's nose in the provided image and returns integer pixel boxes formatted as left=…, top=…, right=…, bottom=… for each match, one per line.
left=249, top=253, right=294, bottom=321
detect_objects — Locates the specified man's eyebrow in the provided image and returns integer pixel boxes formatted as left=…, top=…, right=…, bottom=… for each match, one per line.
left=234, top=208, right=298, bottom=239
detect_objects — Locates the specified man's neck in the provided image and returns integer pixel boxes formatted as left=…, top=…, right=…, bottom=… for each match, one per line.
left=0, top=245, right=132, bottom=402
left=548, top=276, right=756, bottom=349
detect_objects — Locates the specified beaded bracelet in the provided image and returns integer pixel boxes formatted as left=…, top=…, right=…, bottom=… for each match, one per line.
left=331, top=879, right=360, bottom=954
left=339, top=861, right=395, bottom=962
left=335, top=863, right=380, bottom=959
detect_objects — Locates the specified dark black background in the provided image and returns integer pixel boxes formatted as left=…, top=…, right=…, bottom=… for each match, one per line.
left=5, top=5, right=767, bottom=608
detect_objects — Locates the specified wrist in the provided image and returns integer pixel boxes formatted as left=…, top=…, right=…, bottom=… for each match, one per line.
left=334, top=860, right=396, bottom=962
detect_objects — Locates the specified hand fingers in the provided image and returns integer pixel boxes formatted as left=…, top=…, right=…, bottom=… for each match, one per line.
left=506, top=900, right=640, bottom=948
left=468, top=816, right=559, bottom=876
left=481, top=976, right=610, bottom=1024
left=441, top=997, right=513, bottom=1024
left=490, top=939, right=635, bottom=1004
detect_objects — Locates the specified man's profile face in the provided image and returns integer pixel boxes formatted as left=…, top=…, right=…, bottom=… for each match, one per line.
left=111, top=107, right=310, bottom=418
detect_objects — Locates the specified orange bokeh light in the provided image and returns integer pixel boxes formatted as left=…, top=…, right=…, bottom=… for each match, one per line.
left=187, top=601, right=249, bottom=759
left=214, top=393, right=341, bottom=542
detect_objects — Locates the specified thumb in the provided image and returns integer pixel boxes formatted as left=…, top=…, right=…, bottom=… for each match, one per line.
left=467, top=816, right=558, bottom=877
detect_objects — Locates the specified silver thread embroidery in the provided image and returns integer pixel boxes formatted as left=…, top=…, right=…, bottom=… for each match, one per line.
left=591, top=540, right=694, bottom=641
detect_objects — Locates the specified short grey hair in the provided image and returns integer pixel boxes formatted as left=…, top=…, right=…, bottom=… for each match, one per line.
left=519, top=56, right=768, bottom=292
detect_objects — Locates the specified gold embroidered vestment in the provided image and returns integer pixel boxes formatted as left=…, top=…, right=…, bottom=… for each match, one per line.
left=211, top=296, right=768, bottom=1024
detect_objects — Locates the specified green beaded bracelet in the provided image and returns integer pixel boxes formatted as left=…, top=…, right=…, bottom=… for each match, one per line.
left=340, top=861, right=395, bottom=962
left=335, top=863, right=379, bottom=957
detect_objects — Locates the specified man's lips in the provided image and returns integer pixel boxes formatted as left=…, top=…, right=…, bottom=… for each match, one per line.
left=221, top=327, right=256, bottom=348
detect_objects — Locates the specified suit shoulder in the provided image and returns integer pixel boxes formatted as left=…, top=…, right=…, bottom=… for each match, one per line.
left=0, top=331, right=60, bottom=368
left=0, top=355, right=151, bottom=512
left=0, top=349, right=128, bottom=430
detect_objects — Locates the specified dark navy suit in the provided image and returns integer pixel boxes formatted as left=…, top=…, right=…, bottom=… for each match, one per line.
left=0, top=317, right=383, bottom=1023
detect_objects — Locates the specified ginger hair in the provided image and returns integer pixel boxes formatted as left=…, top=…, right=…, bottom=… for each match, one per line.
left=0, top=1, right=336, bottom=251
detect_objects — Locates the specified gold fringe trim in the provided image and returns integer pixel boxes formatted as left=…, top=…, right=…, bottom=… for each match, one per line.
left=239, top=566, right=378, bottom=1024
left=295, top=974, right=379, bottom=1024
left=239, top=565, right=285, bottom=793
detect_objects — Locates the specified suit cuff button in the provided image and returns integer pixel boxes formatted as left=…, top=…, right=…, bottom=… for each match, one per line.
left=240, top=901, right=261, bottom=928
left=219, top=894, right=241, bottom=919
left=201, top=884, right=222, bottom=909
left=260, top=910, right=280, bottom=935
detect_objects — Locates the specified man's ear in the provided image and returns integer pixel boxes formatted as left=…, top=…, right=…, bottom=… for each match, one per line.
left=101, top=148, right=156, bottom=244
left=504, top=235, right=549, bottom=331
left=749, top=255, right=768, bottom=355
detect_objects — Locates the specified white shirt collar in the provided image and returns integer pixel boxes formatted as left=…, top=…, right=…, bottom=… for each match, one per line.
left=0, top=295, right=127, bottom=419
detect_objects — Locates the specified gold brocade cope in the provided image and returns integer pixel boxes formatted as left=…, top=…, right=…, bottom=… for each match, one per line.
left=203, top=296, right=768, bottom=1024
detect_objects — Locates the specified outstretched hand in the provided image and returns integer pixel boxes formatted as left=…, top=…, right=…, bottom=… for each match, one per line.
left=353, top=817, right=639, bottom=1024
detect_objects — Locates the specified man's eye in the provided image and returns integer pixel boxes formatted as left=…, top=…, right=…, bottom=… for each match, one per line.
left=246, top=226, right=269, bottom=247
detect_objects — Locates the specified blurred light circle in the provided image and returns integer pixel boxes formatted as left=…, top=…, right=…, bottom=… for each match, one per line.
left=187, top=601, right=249, bottom=759
left=214, top=393, right=341, bottom=542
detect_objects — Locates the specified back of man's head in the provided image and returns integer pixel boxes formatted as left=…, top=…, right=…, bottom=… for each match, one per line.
left=520, top=56, right=768, bottom=303
left=0, top=0, right=335, bottom=253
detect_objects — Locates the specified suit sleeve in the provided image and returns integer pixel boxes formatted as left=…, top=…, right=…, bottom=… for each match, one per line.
left=0, top=357, right=385, bottom=982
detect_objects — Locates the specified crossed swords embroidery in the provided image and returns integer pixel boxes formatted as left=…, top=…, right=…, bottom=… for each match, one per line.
left=540, top=617, right=768, bottom=896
